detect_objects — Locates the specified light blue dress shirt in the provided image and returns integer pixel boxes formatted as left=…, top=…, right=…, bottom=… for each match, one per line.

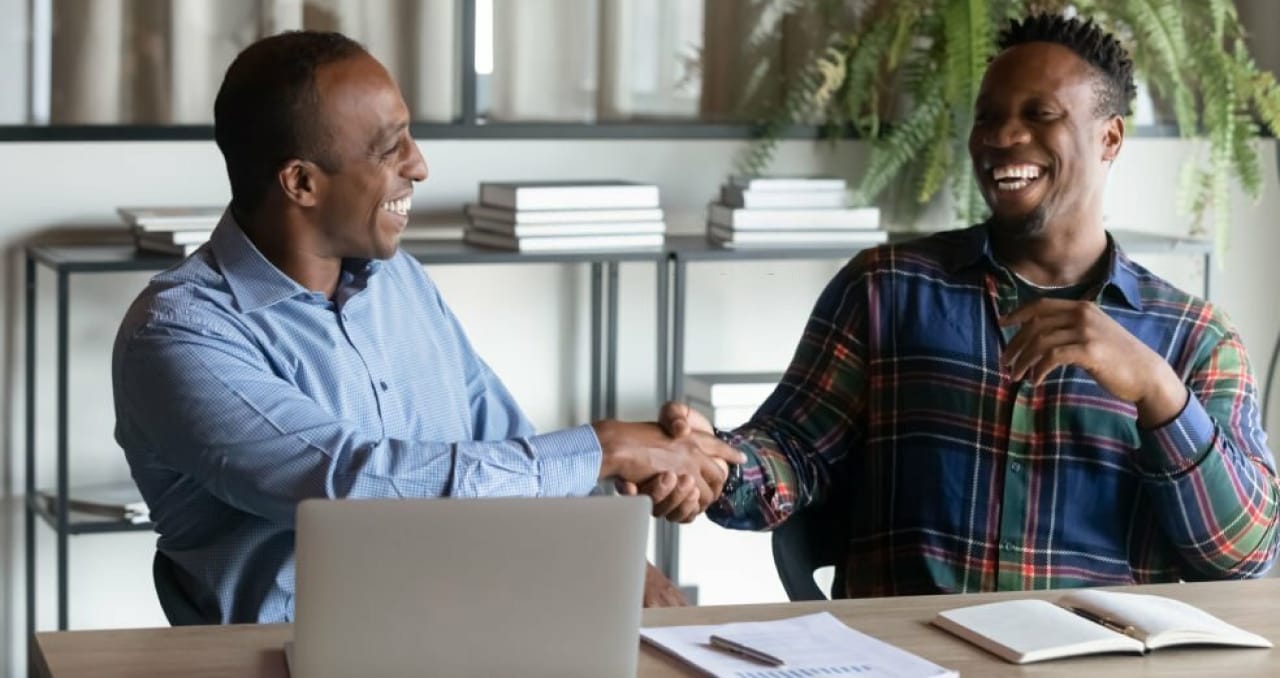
left=112, top=212, right=603, bottom=623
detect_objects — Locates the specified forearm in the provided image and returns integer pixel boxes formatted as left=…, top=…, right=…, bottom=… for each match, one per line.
left=132, top=403, right=601, bottom=524
left=1138, top=394, right=1280, bottom=577
left=1134, top=362, right=1189, bottom=428
left=119, top=334, right=602, bottom=525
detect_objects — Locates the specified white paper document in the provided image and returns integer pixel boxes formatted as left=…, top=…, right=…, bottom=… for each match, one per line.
left=641, top=612, right=956, bottom=678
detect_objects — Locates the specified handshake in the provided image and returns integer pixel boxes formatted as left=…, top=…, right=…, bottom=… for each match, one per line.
left=592, top=401, right=746, bottom=523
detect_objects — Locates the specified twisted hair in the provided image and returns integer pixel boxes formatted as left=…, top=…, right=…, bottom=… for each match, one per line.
left=998, top=13, right=1136, bottom=118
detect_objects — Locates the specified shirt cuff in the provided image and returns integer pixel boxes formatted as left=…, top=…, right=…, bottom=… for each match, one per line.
left=1137, top=390, right=1216, bottom=475
left=531, top=424, right=603, bottom=497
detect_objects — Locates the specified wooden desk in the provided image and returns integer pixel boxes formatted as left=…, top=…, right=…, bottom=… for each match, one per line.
left=35, top=579, right=1278, bottom=677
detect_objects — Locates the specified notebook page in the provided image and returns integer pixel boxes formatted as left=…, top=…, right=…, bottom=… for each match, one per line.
left=933, top=599, right=1143, bottom=663
left=642, top=612, right=956, bottom=678
left=1058, top=589, right=1273, bottom=649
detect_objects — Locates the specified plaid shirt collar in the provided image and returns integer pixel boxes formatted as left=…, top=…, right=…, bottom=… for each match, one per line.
left=943, top=223, right=1145, bottom=311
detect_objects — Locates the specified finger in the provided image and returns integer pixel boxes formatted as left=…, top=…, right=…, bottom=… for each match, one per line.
left=642, top=472, right=678, bottom=516
left=658, top=401, right=692, bottom=437
left=1008, top=327, right=1080, bottom=381
left=1002, top=313, right=1075, bottom=370
left=671, top=417, right=691, bottom=438
left=999, top=298, right=1046, bottom=326
left=653, top=474, right=695, bottom=519
left=674, top=492, right=701, bottom=523
left=697, top=434, right=747, bottom=465
left=661, top=400, right=714, bottom=435
left=1029, top=344, right=1084, bottom=385
left=615, top=479, right=638, bottom=495
left=692, top=455, right=727, bottom=497
left=999, top=297, right=1075, bottom=327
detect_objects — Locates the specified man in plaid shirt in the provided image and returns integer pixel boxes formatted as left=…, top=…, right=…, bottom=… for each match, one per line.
left=666, top=14, right=1279, bottom=595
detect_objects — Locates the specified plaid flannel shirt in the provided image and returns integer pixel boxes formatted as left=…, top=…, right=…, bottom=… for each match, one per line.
left=708, top=225, right=1279, bottom=595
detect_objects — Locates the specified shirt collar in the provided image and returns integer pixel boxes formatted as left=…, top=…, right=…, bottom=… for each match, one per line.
left=944, top=223, right=1144, bottom=310
left=209, top=209, right=319, bottom=313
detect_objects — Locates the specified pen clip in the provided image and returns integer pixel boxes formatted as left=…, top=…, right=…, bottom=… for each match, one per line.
left=708, top=635, right=786, bottom=667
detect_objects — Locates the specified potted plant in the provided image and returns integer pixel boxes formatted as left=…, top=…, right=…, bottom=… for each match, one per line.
left=737, top=0, right=1280, bottom=248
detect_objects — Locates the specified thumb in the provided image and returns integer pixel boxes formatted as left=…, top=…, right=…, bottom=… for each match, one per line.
left=659, top=400, right=692, bottom=437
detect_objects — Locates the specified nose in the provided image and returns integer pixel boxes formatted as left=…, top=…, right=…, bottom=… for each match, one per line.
left=404, top=139, right=428, bottom=182
left=981, top=115, right=1030, bottom=148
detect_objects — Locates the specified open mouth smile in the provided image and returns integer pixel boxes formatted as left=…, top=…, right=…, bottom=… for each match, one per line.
left=991, top=163, right=1044, bottom=192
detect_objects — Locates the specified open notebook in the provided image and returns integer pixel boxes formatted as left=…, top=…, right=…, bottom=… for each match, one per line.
left=933, top=589, right=1272, bottom=664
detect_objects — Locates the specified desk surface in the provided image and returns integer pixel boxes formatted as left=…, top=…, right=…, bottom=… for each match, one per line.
left=34, top=578, right=1277, bottom=677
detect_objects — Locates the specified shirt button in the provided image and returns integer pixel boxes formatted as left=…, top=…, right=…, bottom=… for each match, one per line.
left=1000, top=540, right=1014, bottom=552
left=379, top=380, right=389, bottom=392
left=1010, top=461, right=1022, bottom=473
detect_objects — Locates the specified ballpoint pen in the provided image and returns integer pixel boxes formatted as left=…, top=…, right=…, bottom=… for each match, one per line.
left=708, top=635, right=787, bottom=667
left=1065, top=606, right=1138, bottom=638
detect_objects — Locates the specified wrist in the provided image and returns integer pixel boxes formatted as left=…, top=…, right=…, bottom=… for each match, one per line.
left=592, top=421, right=623, bottom=478
left=593, top=420, right=643, bottom=479
left=1135, top=365, right=1188, bottom=429
left=713, top=427, right=743, bottom=497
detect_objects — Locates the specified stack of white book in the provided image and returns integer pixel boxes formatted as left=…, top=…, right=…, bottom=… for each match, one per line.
left=707, top=176, right=887, bottom=248
left=119, top=206, right=222, bottom=256
left=685, top=372, right=782, bottom=428
left=464, top=180, right=665, bottom=252
left=38, top=480, right=150, bottom=525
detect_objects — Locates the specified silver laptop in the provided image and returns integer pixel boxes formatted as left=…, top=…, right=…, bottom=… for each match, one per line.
left=290, top=495, right=651, bottom=678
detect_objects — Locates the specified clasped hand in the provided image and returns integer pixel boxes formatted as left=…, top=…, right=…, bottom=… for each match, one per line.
left=1001, top=298, right=1186, bottom=426
left=595, top=402, right=743, bottom=523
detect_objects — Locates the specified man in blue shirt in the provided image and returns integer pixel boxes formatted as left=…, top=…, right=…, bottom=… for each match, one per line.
left=112, top=31, right=741, bottom=623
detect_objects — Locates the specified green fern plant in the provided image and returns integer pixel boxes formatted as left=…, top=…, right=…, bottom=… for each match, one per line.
left=738, top=0, right=1280, bottom=250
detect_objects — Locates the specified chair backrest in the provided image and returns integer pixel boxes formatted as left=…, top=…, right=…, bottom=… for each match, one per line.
left=771, top=501, right=847, bottom=601
left=152, top=551, right=216, bottom=625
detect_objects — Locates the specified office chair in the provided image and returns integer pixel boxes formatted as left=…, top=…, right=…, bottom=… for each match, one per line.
left=771, top=500, right=847, bottom=601
left=152, top=551, right=214, bottom=625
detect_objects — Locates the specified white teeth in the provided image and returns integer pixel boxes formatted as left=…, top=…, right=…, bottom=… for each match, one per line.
left=997, top=179, right=1031, bottom=191
left=992, top=164, right=1042, bottom=181
left=380, top=197, right=411, bottom=215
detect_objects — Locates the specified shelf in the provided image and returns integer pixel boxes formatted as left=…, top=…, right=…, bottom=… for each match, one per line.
left=1109, top=229, right=1212, bottom=254
left=28, top=239, right=667, bottom=273
left=27, top=495, right=154, bottom=535
left=28, top=228, right=1207, bottom=274
left=663, top=233, right=912, bottom=261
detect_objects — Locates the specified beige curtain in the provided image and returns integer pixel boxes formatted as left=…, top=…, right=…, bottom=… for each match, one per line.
left=489, top=0, right=703, bottom=122
left=48, top=0, right=454, bottom=124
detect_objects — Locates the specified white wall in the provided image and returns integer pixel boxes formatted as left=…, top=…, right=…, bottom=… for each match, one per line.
left=2, top=134, right=1279, bottom=677
left=0, top=0, right=28, bottom=123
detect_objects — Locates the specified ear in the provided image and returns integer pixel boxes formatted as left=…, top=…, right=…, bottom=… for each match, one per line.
left=277, top=159, right=323, bottom=208
left=1101, top=114, right=1124, bottom=163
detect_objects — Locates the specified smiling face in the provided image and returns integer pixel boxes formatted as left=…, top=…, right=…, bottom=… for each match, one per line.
left=308, top=52, right=428, bottom=260
left=968, top=41, right=1123, bottom=239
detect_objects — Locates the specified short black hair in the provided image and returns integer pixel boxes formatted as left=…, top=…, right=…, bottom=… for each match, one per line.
left=214, top=31, right=366, bottom=216
left=997, top=13, right=1136, bottom=118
